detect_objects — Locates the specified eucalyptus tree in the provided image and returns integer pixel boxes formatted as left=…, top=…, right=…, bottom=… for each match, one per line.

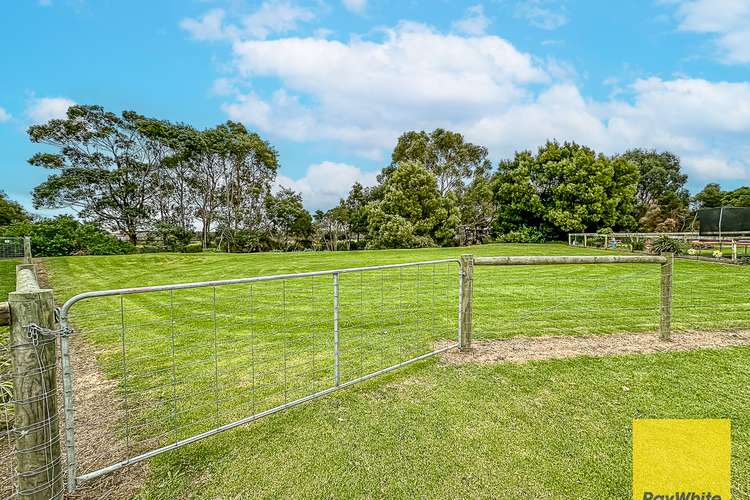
left=28, top=105, right=162, bottom=244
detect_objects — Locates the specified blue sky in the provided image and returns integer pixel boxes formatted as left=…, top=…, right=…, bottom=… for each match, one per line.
left=1, top=0, right=749, bottom=213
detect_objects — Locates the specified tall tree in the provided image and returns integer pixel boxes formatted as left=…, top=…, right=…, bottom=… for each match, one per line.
left=342, top=182, right=371, bottom=243
left=266, top=187, right=312, bottom=248
left=214, top=121, right=279, bottom=250
left=0, top=192, right=30, bottom=226
left=492, top=141, right=639, bottom=237
left=28, top=105, right=162, bottom=244
left=367, top=161, right=458, bottom=248
left=389, top=128, right=491, bottom=196
left=619, top=149, right=689, bottom=230
left=694, top=183, right=725, bottom=208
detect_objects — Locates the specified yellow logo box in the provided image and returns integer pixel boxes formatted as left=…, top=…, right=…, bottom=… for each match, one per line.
left=633, top=419, right=731, bottom=500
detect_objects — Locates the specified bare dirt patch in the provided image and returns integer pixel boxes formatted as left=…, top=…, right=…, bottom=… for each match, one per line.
left=438, top=330, right=750, bottom=365
left=35, top=260, right=147, bottom=499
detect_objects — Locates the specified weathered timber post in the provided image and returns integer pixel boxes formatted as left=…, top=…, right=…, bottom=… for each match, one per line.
left=732, top=240, right=737, bottom=262
left=659, top=253, right=673, bottom=341
left=583, top=234, right=587, bottom=247
left=9, top=266, right=63, bottom=499
left=459, top=254, right=474, bottom=350
left=23, top=236, right=32, bottom=265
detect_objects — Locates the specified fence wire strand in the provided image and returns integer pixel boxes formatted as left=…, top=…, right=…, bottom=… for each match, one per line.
left=2, top=255, right=749, bottom=498
left=62, top=261, right=459, bottom=484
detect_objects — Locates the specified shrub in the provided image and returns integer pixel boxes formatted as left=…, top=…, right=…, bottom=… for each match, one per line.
left=624, top=237, right=645, bottom=251
left=151, top=222, right=194, bottom=252
left=1, top=216, right=133, bottom=256
left=650, top=235, right=687, bottom=255
left=367, top=214, right=416, bottom=249
left=413, top=235, right=437, bottom=248
left=136, top=245, right=161, bottom=254
left=496, top=226, right=546, bottom=244
left=183, top=242, right=203, bottom=253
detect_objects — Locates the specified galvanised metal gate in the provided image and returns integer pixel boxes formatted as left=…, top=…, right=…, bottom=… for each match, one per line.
left=58, top=259, right=462, bottom=492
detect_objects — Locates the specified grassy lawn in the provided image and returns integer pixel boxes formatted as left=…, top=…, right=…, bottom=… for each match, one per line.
left=40, top=243, right=750, bottom=498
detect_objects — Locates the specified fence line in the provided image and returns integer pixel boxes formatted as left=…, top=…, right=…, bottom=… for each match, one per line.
left=0, top=238, right=31, bottom=263
left=59, top=259, right=461, bottom=492
left=3, top=252, right=747, bottom=496
left=459, top=254, right=673, bottom=349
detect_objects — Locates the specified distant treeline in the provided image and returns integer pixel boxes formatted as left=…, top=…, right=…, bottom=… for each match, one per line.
left=1, top=104, right=748, bottom=256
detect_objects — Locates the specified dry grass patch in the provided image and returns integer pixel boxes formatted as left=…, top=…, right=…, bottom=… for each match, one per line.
left=439, top=330, right=750, bottom=365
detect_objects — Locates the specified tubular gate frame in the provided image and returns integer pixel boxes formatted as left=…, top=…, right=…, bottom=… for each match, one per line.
left=57, top=258, right=462, bottom=492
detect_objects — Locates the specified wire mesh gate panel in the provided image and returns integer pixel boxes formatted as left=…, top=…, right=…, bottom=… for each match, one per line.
left=58, top=260, right=460, bottom=489
left=0, top=239, right=23, bottom=260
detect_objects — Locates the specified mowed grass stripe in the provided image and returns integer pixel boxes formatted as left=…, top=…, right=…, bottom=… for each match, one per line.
left=40, top=244, right=750, bottom=497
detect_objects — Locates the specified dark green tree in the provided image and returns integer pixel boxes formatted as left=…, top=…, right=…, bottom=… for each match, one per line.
left=343, top=182, right=371, bottom=244
left=694, top=183, right=725, bottom=208
left=266, top=187, right=313, bottom=248
left=619, top=149, right=689, bottom=231
left=367, top=161, right=458, bottom=248
left=721, top=186, right=750, bottom=207
left=0, top=192, right=30, bottom=226
left=492, top=141, right=639, bottom=238
left=28, top=105, right=162, bottom=244
left=388, top=128, right=491, bottom=196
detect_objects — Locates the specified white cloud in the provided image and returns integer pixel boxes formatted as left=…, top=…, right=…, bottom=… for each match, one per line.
left=275, top=161, right=378, bottom=210
left=342, top=0, right=367, bottom=14
left=464, top=78, right=750, bottom=182
left=194, top=17, right=750, bottom=186
left=180, top=9, right=227, bottom=41
left=0, top=107, right=10, bottom=123
left=226, top=21, right=546, bottom=150
left=25, top=97, right=75, bottom=124
left=452, top=5, right=490, bottom=36
left=674, top=0, right=750, bottom=64
left=242, top=0, right=314, bottom=39
left=180, top=1, right=314, bottom=41
left=515, top=1, right=568, bottom=30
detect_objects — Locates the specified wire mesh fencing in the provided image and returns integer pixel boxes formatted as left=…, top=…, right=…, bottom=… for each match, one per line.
left=472, top=262, right=662, bottom=340
left=1, top=339, right=15, bottom=500
left=1, top=266, right=64, bottom=500
left=470, top=257, right=750, bottom=341
left=0, top=239, right=24, bottom=261
left=59, top=260, right=460, bottom=489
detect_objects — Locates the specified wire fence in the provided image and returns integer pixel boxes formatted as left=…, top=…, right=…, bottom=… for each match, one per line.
left=2, top=253, right=749, bottom=498
left=59, top=260, right=460, bottom=489
left=0, top=239, right=24, bottom=261
left=471, top=258, right=750, bottom=340
left=1, top=339, right=15, bottom=500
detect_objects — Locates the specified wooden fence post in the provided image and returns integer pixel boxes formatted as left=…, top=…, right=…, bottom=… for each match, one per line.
left=23, top=236, right=32, bottom=265
left=460, top=254, right=473, bottom=350
left=732, top=240, right=737, bottom=262
left=659, top=253, right=673, bottom=341
left=9, top=267, right=63, bottom=499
